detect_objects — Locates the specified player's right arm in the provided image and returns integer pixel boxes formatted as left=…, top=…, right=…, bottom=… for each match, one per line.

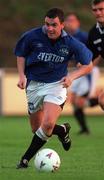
left=17, top=56, right=27, bottom=89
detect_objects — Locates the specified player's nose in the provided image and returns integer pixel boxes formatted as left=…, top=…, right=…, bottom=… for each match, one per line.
left=48, top=26, right=54, bottom=31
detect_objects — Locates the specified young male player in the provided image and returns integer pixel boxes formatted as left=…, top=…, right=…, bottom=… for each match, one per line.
left=14, top=8, right=93, bottom=168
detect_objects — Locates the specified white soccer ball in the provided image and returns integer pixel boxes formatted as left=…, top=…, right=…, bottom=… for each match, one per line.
left=34, top=148, right=61, bottom=172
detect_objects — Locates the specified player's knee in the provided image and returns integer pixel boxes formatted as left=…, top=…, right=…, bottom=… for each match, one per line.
left=42, top=121, right=54, bottom=135
left=74, top=101, right=82, bottom=108
left=31, top=125, right=39, bottom=133
left=45, top=122, right=54, bottom=131
left=75, top=98, right=86, bottom=108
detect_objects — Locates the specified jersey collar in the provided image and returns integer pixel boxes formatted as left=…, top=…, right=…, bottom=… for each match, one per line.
left=42, top=25, right=68, bottom=37
left=96, top=22, right=104, bottom=34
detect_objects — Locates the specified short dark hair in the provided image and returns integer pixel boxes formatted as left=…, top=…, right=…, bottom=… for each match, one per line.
left=45, top=8, right=64, bottom=23
left=92, top=0, right=104, bottom=5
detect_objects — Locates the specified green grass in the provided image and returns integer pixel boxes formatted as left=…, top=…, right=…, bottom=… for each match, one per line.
left=0, top=115, right=104, bottom=180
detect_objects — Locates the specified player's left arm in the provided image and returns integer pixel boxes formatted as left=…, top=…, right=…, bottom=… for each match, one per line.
left=61, top=38, right=93, bottom=87
left=61, top=61, right=93, bottom=88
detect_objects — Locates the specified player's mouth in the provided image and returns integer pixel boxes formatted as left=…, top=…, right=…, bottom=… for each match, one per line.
left=47, top=32, right=56, bottom=38
left=97, top=16, right=104, bottom=22
left=96, top=15, right=104, bottom=18
left=48, top=31, right=55, bottom=35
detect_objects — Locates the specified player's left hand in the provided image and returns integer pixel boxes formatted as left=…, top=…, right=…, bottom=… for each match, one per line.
left=61, top=76, right=73, bottom=88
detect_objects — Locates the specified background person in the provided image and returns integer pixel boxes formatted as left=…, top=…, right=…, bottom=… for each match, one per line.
left=88, top=0, right=104, bottom=110
left=64, top=12, right=99, bottom=134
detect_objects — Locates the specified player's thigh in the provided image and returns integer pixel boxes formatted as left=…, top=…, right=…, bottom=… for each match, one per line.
left=41, top=102, right=62, bottom=131
left=67, top=91, right=77, bottom=104
left=29, top=110, right=44, bottom=133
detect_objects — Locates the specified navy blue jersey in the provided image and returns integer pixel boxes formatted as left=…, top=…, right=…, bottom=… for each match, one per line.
left=72, top=28, right=92, bottom=84
left=14, top=26, right=92, bottom=83
left=87, top=24, right=104, bottom=59
left=72, top=28, right=88, bottom=45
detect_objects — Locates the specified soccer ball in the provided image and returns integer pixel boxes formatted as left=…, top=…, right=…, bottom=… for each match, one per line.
left=34, top=148, right=61, bottom=172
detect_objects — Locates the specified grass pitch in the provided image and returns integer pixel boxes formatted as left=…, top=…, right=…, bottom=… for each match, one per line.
left=0, top=115, right=104, bottom=180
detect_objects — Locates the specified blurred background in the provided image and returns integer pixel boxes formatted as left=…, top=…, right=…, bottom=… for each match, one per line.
left=0, top=0, right=104, bottom=115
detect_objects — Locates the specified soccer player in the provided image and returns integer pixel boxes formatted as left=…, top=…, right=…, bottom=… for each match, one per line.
left=14, top=8, right=93, bottom=168
left=64, top=12, right=99, bottom=134
left=64, top=12, right=90, bottom=134
left=88, top=0, right=104, bottom=110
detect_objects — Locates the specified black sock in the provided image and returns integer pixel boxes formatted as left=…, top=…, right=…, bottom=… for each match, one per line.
left=21, top=134, right=46, bottom=162
left=88, top=98, right=98, bottom=107
left=74, top=108, right=89, bottom=131
left=52, top=124, right=65, bottom=138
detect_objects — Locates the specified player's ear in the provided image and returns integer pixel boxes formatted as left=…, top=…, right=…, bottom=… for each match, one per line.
left=61, top=22, right=65, bottom=29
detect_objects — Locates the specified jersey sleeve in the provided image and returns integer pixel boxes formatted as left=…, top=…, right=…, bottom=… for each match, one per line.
left=14, top=33, right=30, bottom=57
left=81, top=31, right=88, bottom=45
left=71, top=38, right=93, bottom=65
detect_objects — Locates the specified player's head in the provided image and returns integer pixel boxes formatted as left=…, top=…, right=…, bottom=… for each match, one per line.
left=44, top=8, right=64, bottom=40
left=91, top=0, right=104, bottom=25
left=92, top=0, right=104, bottom=5
left=64, top=12, right=80, bottom=34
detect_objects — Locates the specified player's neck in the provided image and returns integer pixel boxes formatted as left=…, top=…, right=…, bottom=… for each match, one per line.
left=49, top=35, right=61, bottom=45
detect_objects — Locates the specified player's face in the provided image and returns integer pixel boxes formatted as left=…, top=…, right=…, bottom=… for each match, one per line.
left=64, top=15, right=80, bottom=34
left=92, top=2, right=104, bottom=25
left=45, top=17, right=64, bottom=39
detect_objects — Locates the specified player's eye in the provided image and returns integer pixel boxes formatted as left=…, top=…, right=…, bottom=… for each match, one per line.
left=45, top=22, right=57, bottom=28
left=45, top=22, right=50, bottom=26
left=92, top=8, right=104, bottom=12
left=52, top=23, right=57, bottom=27
left=99, top=8, right=104, bottom=11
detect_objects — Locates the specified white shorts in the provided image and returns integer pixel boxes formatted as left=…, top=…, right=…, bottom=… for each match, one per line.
left=26, top=80, right=67, bottom=114
left=69, top=76, right=90, bottom=96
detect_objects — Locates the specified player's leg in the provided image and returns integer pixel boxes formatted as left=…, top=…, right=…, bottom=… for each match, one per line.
left=42, top=102, right=71, bottom=151
left=28, top=81, right=71, bottom=148
left=29, top=110, right=44, bottom=133
left=28, top=102, right=71, bottom=160
left=73, top=95, right=90, bottom=134
left=85, top=66, right=100, bottom=108
left=17, top=101, right=71, bottom=169
left=98, top=90, right=104, bottom=110
left=43, top=87, right=71, bottom=150
left=17, top=102, right=62, bottom=169
left=69, top=76, right=90, bottom=134
left=86, top=97, right=98, bottom=107
left=69, top=91, right=89, bottom=134
left=16, top=109, right=45, bottom=169
left=17, top=81, right=71, bottom=169
left=41, top=102, right=62, bottom=135
left=17, top=80, right=46, bottom=169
